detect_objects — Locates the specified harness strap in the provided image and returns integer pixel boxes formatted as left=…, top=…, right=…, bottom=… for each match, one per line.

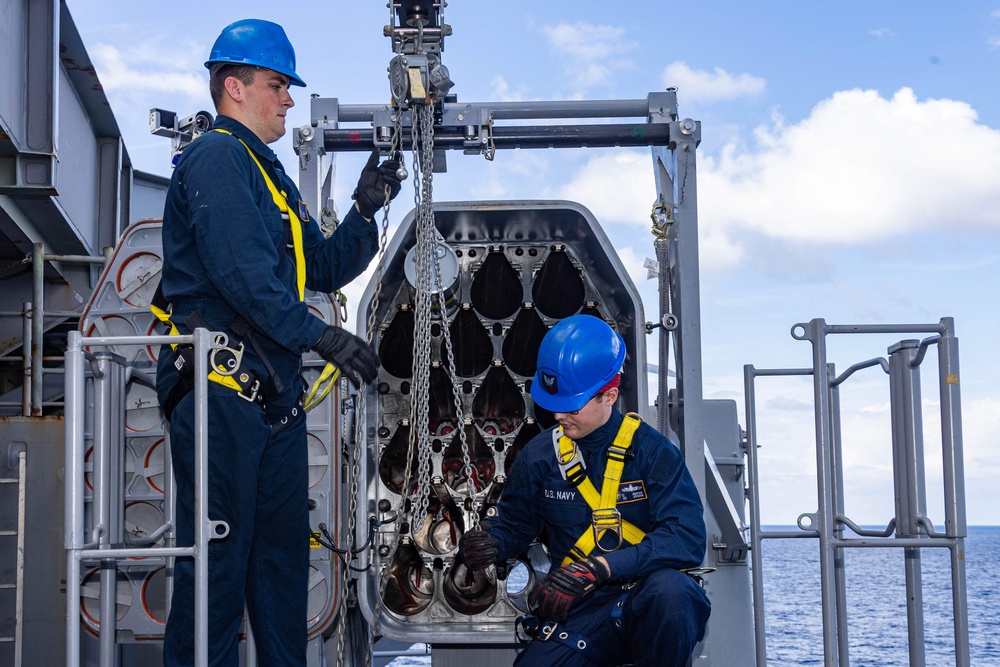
left=150, top=282, right=263, bottom=418
left=553, top=414, right=647, bottom=566
left=213, top=130, right=346, bottom=410
left=516, top=612, right=624, bottom=666
left=213, top=128, right=306, bottom=301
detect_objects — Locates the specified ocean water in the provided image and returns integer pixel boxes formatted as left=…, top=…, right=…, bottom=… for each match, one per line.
left=382, top=526, right=1000, bottom=666
left=760, top=525, right=999, bottom=666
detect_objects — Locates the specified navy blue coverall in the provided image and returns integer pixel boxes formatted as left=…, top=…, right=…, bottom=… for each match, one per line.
left=155, top=115, right=378, bottom=666
left=490, top=409, right=711, bottom=667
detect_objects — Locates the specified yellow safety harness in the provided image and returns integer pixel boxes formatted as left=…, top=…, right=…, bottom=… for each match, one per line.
left=554, top=413, right=647, bottom=566
left=151, top=129, right=339, bottom=413
left=214, top=129, right=306, bottom=300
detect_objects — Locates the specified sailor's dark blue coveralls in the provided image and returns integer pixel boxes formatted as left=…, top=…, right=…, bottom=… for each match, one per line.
left=490, top=409, right=711, bottom=667
left=155, top=115, right=378, bottom=666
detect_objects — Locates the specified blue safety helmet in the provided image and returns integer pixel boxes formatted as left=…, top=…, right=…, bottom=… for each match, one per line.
left=205, top=19, right=306, bottom=87
left=531, top=314, right=626, bottom=413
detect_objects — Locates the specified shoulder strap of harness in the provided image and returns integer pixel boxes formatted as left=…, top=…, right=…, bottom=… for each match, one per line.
left=213, top=128, right=306, bottom=301
left=552, top=414, right=647, bottom=566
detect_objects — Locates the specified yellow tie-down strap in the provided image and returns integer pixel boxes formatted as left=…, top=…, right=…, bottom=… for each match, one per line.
left=557, top=413, right=646, bottom=566
left=149, top=298, right=250, bottom=393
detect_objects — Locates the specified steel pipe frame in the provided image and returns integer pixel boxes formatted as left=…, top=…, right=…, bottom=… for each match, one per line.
left=743, top=365, right=813, bottom=667
left=331, top=99, right=657, bottom=123
left=91, top=352, right=125, bottom=664
left=65, top=328, right=219, bottom=667
left=322, top=124, right=673, bottom=152
left=789, top=318, right=970, bottom=667
left=298, top=88, right=728, bottom=658
left=744, top=316, right=970, bottom=667
left=888, top=340, right=928, bottom=665
left=26, top=246, right=109, bottom=416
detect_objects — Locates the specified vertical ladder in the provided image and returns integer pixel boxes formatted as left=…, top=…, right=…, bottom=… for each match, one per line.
left=0, top=451, right=24, bottom=663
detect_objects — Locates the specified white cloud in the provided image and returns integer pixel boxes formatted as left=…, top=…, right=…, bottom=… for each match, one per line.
left=554, top=151, right=655, bottom=231
left=543, top=87, right=1000, bottom=276
left=701, top=87, right=1000, bottom=252
left=869, top=28, right=896, bottom=39
left=90, top=42, right=207, bottom=99
left=541, top=22, right=636, bottom=90
left=662, top=61, right=766, bottom=105
left=959, top=396, right=1000, bottom=474
left=488, top=76, right=528, bottom=103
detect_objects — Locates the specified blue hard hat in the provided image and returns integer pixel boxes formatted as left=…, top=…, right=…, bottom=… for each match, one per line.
left=205, top=19, right=306, bottom=87
left=531, top=315, right=626, bottom=413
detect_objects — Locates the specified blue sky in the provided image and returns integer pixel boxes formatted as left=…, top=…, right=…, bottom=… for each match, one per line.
left=71, top=1, right=1000, bottom=526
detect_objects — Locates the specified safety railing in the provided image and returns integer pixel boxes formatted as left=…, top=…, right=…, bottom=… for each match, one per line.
left=743, top=317, right=969, bottom=667
left=65, top=327, right=221, bottom=667
left=0, top=243, right=109, bottom=416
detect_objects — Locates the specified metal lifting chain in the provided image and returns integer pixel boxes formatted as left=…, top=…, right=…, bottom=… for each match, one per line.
left=334, top=123, right=401, bottom=667
left=404, top=104, right=437, bottom=541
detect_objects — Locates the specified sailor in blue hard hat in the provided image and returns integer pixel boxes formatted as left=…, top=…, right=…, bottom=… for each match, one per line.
left=458, top=314, right=712, bottom=667
left=157, top=19, right=403, bottom=666
left=204, top=19, right=304, bottom=144
left=206, top=18, right=307, bottom=88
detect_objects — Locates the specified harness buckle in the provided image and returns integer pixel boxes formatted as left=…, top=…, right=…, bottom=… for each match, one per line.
left=210, top=337, right=244, bottom=377
left=591, top=508, right=624, bottom=553
left=237, top=378, right=261, bottom=403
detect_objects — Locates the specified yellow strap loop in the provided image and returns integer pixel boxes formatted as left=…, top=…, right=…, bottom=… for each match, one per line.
left=150, top=295, right=246, bottom=392
left=304, top=363, right=341, bottom=411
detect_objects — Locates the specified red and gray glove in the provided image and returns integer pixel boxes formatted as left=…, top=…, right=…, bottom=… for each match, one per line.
left=457, top=529, right=499, bottom=571
left=528, top=557, right=610, bottom=622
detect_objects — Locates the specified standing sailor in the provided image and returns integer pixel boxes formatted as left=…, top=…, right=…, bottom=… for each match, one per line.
left=154, top=18, right=402, bottom=666
left=459, top=314, right=711, bottom=666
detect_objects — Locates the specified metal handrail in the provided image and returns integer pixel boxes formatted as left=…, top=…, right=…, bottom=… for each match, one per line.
left=13, top=244, right=111, bottom=417
left=65, top=328, right=220, bottom=667
left=744, top=317, right=970, bottom=667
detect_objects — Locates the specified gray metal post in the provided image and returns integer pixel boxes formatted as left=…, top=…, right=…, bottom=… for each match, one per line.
left=22, top=302, right=32, bottom=417
left=827, top=367, right=850, bottom=666
left=31, top=244, right=44, bottom=416
left=935, top=322, right=971, bottom=666
left=65, top=331, right=86, bottom=667
left=193, top=327, right=213, bottom=667
left=887, top=340, right=927, bottom=667
left=743, top=365, right=813, bottom=667
left=802, top=319, right=840, bottom=666
left=93, top=353, right=125, bottom=666
left=666, top=120, right=706, bottom=498
left=742, top=365, right=768, bottom=667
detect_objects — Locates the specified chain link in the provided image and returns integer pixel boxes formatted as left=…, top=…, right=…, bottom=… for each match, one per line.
left=335, top=123, right=401, bottom=667
left=337, top=101, right=482, bottom=666
left=0, top=254, right=31, bottom=282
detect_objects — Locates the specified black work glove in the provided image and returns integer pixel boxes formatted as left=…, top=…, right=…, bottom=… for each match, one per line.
left=458, top=529, right=499, bottom=571
left=528, top=557, right=610, bottom=623
left=352, top=150, right=403, bottom=219
left=311, top=325, right=379, bottom=386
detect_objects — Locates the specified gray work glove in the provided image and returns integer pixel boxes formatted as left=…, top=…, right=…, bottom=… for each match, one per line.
left=352, top=150, right=403, bottom=219
left=311, top=325, right=379, bottom=386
